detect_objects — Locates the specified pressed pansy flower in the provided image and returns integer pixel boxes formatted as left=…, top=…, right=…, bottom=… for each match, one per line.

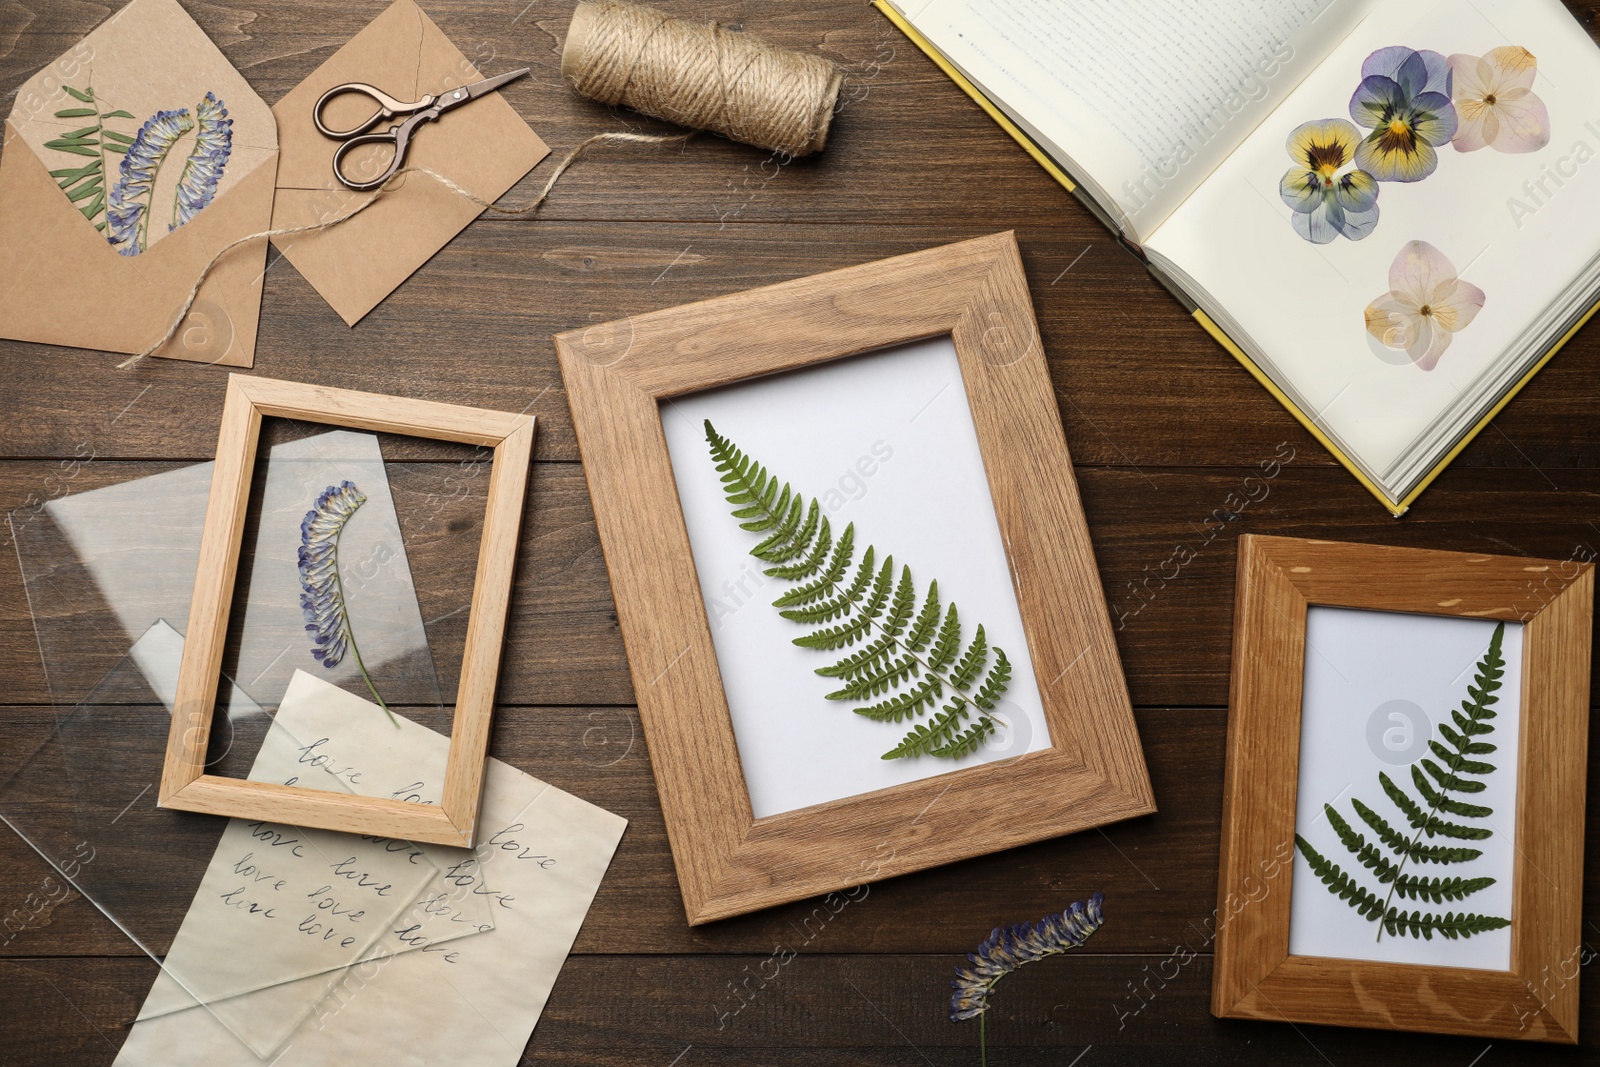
left=1280, top=118, right=1379, bottom=243
left=106, top=107, right=195, bottom=255
left=172, top=92, right=233, bottom=231
left=1349, top=46, right=1458, bottom=182
left=1364, top=240, right=1485, bottom=370
left=1449, top=46, right=1550, bottom=154
left=299, top=480, right=396, bottom=724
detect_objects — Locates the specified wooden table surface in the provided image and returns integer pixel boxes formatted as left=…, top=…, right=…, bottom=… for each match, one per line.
left=3, top=1, right=1599, bottom=1064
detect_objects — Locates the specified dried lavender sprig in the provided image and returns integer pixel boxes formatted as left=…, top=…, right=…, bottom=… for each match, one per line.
left=172, top=92, right=232, bottom=231
left=950, top=893, right=1104, bottom=1064
left=298, top=480, right=395, bottom=725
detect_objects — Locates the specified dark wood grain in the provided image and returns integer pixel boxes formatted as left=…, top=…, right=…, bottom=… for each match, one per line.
left=2, top=0, right=1600, bottom=1061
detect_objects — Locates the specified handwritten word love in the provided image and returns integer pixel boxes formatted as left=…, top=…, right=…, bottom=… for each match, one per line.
left=486, top=825, right=556, bottom=867
left=244, top=822, right=305, bottom=858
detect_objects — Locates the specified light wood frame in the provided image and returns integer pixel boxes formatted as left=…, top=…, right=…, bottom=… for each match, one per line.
left=159, top=374, right=535, bottom=848
left=1214, top=534, right=1593, bottom=1042
left=555, top=232, right=1154, bottom=924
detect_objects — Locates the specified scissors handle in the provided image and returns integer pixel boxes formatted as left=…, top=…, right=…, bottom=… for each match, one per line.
left=330, top=114, right=433, bottom=191
left=313, top=82, right=434, bottom=138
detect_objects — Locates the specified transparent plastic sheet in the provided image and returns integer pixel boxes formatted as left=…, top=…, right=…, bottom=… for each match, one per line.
left=1, top=427, right=504, bottom=1059
left=14, top=427, right=444, bottom=728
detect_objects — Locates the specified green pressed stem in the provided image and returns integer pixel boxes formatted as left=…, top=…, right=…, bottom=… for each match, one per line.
left=332, top=528, right=398, bottom=727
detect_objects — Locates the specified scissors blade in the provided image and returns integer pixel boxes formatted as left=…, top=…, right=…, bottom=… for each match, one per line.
left=465, top=67, right=531, bottom=100
left=433, top=68, right=531, bottom=114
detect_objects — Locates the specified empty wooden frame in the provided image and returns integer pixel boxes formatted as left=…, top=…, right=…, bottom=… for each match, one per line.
left=555, top=232, right=1154, bottom=924
left=159, top=374, right=534, bottom=847
left=1214, top=534, right=1593, bottom=1042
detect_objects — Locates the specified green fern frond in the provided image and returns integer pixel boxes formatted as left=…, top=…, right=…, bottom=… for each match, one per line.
left=1420, top=757, right=1487, bottom=794
left=856, top=675, right=942, bottom=723
left=927, top=605, right=963, bottom=671
left=790, top=552, right=891, bottom=649
left=773, top=524, right=855, bottom=607
left=706, top=421, right=1013, bottom=760
left=881, top=699, right=970, bottom=759
left=949, top=626, right=990, bottom=689
left=1437, top=722, right=1496, bottom=756
left=1300, top=623, right=1509, bottom=941
left=932, top=715, right=996, bottom=759
left=1411, top=764, right=1492, bottom=819
left=973, top=650, right=1012, bottom=711
left=826, top=651, right=920, bottom=701
left=783, top=546, right=877, bottom=627
left=905, top=581, right=942, bottom=652
left=880, top=567, right=917, bottom=639
left=1427, top=739, right=1494, bottom=775
left=1390, top=872, right=1496, bottom=904
left=752, top=492, right=805, bottom=559
left=1295, top=836, right=1388, bottom=921
left=759, top=500, right=820, bottom=565
left=766, top=514, right=833, bottom=580
left=1324, top=805, right=1401, bottom=883
left=816, top=630, right=899, bottom=680
left=1382, top=910, right=1510, bottom=941
left=1352, top=798, right=1483, bottom=865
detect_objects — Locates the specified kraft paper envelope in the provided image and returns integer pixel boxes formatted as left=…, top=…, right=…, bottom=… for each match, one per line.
left=0, top=0, right=277, bottom=366
left=270, top=0, right=550, bottom=326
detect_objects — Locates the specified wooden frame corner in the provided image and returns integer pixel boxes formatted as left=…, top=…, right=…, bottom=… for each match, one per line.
left=1213, top=534, right=1593, bottom=1043
left=555, top=233, right=1153, bottom=923
left=158, top=374, right=535, bottom=848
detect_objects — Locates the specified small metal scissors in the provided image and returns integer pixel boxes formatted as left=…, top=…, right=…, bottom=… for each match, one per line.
left=313, top=68, right=530, bottom=191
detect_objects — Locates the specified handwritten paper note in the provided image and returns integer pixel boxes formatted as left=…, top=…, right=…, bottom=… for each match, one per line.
left=114, top=671, right=626, bottom=1065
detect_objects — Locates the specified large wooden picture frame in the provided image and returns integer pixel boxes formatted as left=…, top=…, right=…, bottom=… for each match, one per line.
left=555, top=232, right=1154, bottom=923
left=159, top=374, right=535, bottom=848
left=1213, top=534, right=1593, bottom=1042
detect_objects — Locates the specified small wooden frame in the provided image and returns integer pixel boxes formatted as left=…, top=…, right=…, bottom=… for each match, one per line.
left=159, top=374, right=535, bottom=848
left=555, top=232, right=1154, bottom=923
left=1214, top=534, right=1593, bottom=1042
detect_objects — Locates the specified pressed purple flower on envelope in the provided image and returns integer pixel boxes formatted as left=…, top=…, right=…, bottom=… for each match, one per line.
left=106, top=107, right=194, bottom=255
left=103, top=93, right=233, bottom=256
left=172, top=92, right=233, bottom=230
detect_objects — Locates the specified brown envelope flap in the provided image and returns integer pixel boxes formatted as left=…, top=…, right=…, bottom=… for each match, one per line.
left=274, top=0, right=534, bottom=199
left=0, top=119, right=276, bottom=366
left=268, top=0, right=548, bottom=327
left=8, top=0, right=277, bottom=256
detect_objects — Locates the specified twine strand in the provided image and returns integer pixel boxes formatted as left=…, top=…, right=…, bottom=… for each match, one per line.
left=121, top=131, right=692, bottom=369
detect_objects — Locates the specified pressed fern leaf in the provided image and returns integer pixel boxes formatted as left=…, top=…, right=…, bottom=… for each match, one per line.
left=705, top=420, right=1012, bottom=759
left=773, top=524, right=855, bottom=606
left=1294, top=622, right=1509, bottom=941
left=1351, top=798, right=1484, bottom=865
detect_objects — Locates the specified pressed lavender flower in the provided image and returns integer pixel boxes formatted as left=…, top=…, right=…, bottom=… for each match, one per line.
left=106, top=107, right=195, bottom=255
left=950, top=893, right=1104, bottom=1028
left=171, top=92, right=232, bottom=231
left=298, top=481, right=395, bottom=724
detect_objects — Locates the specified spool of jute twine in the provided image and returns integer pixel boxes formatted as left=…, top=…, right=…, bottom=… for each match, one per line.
left=562, top=0, right=843, bottom=157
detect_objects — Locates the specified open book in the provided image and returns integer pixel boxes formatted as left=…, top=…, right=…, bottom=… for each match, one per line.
left=878, top=0, right=1600, bottom=513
